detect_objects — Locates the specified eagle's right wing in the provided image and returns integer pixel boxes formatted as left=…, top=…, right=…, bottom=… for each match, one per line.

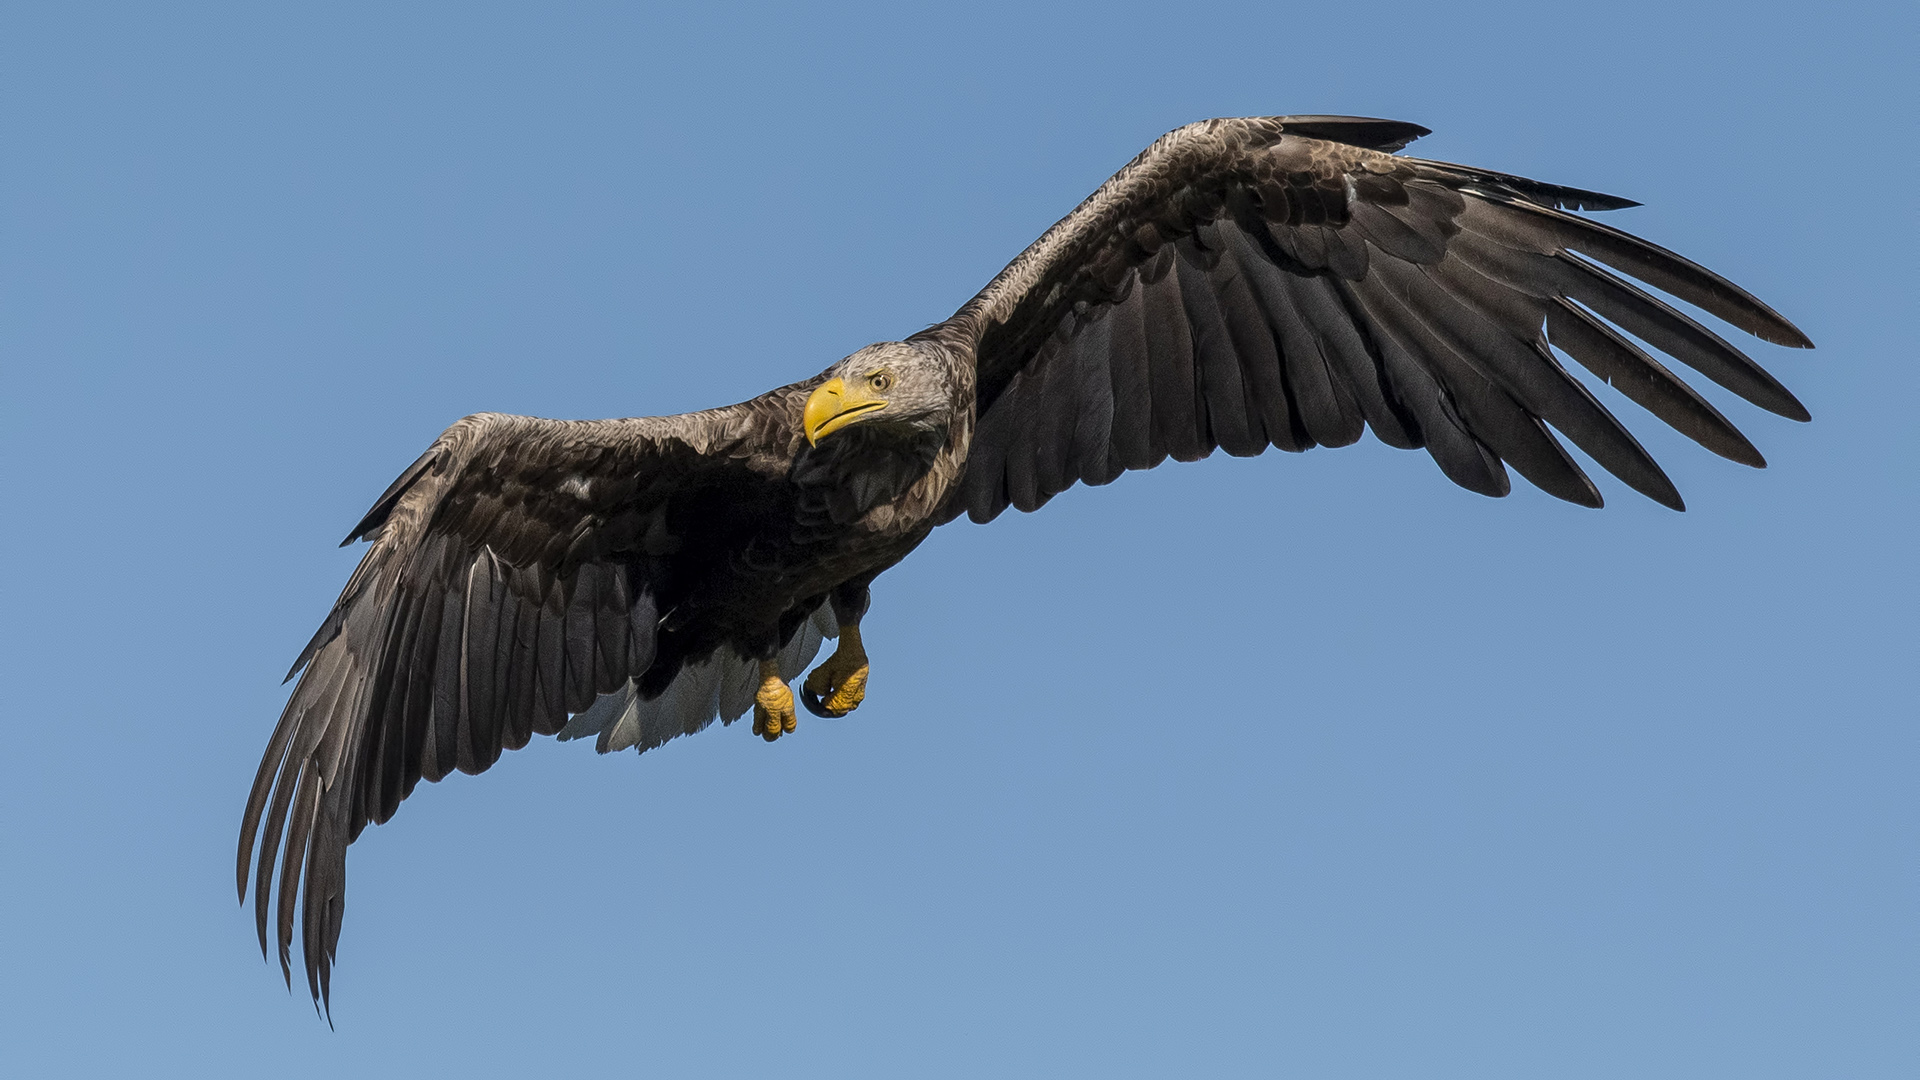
left=238, top=395, right=809, bottom=1012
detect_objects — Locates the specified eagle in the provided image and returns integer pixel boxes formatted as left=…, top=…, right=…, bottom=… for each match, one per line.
left=239, top=115, right=1813, bottom=1011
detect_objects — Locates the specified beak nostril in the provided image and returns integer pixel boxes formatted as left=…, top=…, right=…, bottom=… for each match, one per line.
left=802, top=376, right=888, bottom=445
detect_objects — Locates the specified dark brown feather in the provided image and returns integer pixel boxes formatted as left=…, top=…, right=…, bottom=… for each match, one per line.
left=242, top=404, right=822, bottom=1006
left=1104, top=281, right=1159, bottom=472
left=1142, top=250, right=1206, bottom=463
left=952, top=115, right=1804, bottom=519
left=1365, top=256, right=1682, bottom=508
left=1279, top=271, right=1421, bottom=450
left=1545, top=299, right=1766, bottom=468
left=1204, top=227, right=1301, bottom=452
left=1064, top=309, right=1121, bottom=486
left=1175, top=241, right=1262, bottom=457
left=1348, top=271, right=1603, bottom=506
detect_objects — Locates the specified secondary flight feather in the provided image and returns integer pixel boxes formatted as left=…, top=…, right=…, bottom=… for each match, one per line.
left=239, top=115, right=1813, bottom=1013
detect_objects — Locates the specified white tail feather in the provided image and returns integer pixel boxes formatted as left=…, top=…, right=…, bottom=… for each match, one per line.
left=557, top=601, right=837, bottom=755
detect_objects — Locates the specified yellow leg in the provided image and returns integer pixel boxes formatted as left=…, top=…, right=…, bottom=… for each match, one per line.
left=752, top=660, right=797, bottom=742
left=800, top=624, right=868, bottom=718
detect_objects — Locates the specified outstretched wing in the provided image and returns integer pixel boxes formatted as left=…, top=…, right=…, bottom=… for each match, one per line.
left=238, top=397, right=809, bottom=1011
left=938, top=116, right=1813, bottom=522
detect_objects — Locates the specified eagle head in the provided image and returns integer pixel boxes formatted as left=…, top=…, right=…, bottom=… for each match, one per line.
left=804, top=341, right=949, bottom=445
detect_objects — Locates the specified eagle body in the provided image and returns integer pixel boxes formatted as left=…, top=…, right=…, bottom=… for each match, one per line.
left=240, top=116, right=1813, bottom=1011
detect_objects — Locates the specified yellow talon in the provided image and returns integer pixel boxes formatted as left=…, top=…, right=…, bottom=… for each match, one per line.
left=753, top=661, right=796, bottom=741
left=801, top=625, right=869, bottom=718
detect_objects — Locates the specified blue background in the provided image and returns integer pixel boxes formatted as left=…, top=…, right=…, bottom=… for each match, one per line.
left=2, top=2, right=1912, bottom=1076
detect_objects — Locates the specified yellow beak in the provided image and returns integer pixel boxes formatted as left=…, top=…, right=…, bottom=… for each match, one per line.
left=803, top=377, right=889, bottom=445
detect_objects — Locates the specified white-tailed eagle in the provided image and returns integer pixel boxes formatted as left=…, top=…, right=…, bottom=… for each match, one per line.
left=239, top=116, right=1813, bottom=1013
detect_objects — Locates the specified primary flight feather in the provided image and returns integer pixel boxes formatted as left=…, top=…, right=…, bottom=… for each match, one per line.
left=239, top=116, right=1813, bottom=1012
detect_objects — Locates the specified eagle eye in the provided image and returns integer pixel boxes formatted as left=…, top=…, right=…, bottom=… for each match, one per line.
left=869, top=372, right=893, bottom=393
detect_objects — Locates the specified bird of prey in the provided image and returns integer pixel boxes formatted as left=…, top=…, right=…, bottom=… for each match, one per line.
left=239, top=115, right=1813, bottom=1012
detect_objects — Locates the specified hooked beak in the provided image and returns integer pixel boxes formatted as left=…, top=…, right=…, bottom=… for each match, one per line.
left=803, top=377, right=889, bottom=445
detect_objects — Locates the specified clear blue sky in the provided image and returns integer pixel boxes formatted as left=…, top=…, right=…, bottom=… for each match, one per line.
left=1, top=2, right=1912, bottom=1076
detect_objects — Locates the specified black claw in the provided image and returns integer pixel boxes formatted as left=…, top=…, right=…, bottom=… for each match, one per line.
left=799, top=683, right=830, bottom=717
left=799, top=683, right=849, bottom=718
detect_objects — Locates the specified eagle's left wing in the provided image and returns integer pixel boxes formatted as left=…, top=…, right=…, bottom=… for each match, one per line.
left=932, top=116, right=1812, bottom=522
